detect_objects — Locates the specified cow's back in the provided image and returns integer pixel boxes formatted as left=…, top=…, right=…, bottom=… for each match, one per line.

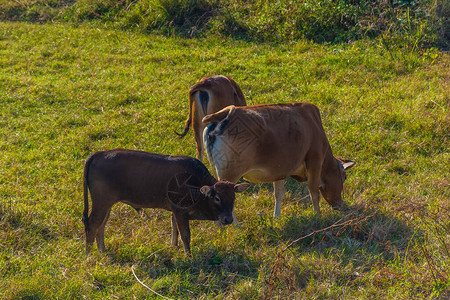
left=247, top=104, right=328, bottom=177
left=87, top=149, right=215, bottom=208
left=195, top=75, right=246, bottom=114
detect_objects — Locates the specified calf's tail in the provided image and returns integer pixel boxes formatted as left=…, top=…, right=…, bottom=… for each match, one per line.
left=82, top=154, right=94, bottom=233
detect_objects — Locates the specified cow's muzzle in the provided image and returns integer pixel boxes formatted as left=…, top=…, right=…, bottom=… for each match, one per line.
left=219, top=216, right=234, bottom=225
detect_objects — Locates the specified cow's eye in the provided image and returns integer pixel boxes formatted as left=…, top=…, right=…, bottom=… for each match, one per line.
left=214, top=196, right=221, bottom=204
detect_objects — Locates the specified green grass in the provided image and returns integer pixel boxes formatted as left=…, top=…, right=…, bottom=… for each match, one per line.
left=0, top=21, right=449, bottom=299
left=1, top=0, right=448, bottom=48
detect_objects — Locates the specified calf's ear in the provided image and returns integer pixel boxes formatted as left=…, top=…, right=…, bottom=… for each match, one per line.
left=342, top=160, right=356, bottom=170
left=234, top=183, right=251, bottom=193
left=200, top=185, right=213, bottom=197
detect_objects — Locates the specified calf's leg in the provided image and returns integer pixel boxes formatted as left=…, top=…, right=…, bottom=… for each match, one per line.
left=171, top=213, right=179, bottom=247
left=273, top=180, right=285, bottom=217
left=85, top=203, right=111, bottom=254
left=95, top=208, right=111, bottom=252
left=173, top=212, right=191, bottom=256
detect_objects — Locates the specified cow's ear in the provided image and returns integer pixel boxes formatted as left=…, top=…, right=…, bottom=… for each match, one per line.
left=342, top=160, right=356, bottom=170
left=234, top=183, right=251, bottom=193
left=200, top=185, right=213, bottom=197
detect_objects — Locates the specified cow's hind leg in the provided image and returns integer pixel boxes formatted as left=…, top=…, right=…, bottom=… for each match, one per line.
left=85, top=204, right=112, bottom=254
left=194, top=125, right=205, bottom=161
left=273, top=180, right=285, bottom=217
left=193, top=108, right=206, bottom=161
left=95, top=207, right=111, bottom=252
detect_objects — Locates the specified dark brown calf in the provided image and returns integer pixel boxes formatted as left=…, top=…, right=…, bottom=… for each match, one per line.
left=82, top=149, right=250, bottom=255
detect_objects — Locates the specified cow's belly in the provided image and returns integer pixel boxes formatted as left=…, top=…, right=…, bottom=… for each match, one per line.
left=243, top=161, right=308, bottom=184
left=120, top=190, right=169, bottom=210
left=243, top=169, right=285, bottom=183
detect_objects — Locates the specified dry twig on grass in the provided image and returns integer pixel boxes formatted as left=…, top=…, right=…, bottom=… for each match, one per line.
left=131, top=248, right=173, bottom=300
left=265, top=209, right=379, bottom=299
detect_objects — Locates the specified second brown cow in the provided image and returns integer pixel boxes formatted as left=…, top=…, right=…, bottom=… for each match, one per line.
left=177, top=75, right=246, bottom=161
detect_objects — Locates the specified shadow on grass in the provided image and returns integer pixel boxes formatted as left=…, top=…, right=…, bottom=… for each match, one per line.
left=0, top=203, right=57, bottom=250
left=99, top=200, right=446, bottom=297
left=255, top=203, right=415, bottom=260
left=261, top=203, right=450, bottom=297
left=240, top=177, right=311, bottom=204
left=115, top=246, right=260, bottom=298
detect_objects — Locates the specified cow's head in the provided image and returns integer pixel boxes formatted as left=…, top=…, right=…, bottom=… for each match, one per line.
left=200, top=181, right=251, bottom=224
left=319, top=158, right=355, bottom=209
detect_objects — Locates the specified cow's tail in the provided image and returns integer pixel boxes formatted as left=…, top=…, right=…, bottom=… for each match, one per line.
left=176, top=86, right=198, bottom=138
left=82, top=154, right=94, bottom=233
left=202, top=105, right=236, bottom=125
left=202, top=105, right=236, bottom=146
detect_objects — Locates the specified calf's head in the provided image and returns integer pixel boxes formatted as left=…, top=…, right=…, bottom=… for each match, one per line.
left=319, top=158, right=355, bottom=209
left=200, top=181, right=250, bottom=224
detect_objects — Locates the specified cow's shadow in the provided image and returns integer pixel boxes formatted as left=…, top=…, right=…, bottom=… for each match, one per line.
left=241, top=176, right=310, bottom=196
left=121, top=204, right=419, bottom=297
left=240, top=177, right=312, bottom=210
left=120, top=246, right=261, bottom=297
left=243, top=202, right=418, bottom=269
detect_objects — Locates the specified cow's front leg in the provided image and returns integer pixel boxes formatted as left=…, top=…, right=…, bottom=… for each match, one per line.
left=170, top=213, right=178, bottom=247
left=273, top=180, right=285, bottom=217
left=305, top=155, right=323, bottom=215
left=309, top=185, right=321, bottom=215
left=173, top=212, right=191, bottom=256
left=306, top=172, right=321, bottom=215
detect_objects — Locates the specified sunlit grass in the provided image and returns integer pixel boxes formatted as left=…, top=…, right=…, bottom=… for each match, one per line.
left=0, top=21, right=448, bottom=298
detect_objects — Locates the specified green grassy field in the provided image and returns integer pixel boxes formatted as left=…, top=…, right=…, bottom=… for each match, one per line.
left=0, top=17, right=448, bottom=299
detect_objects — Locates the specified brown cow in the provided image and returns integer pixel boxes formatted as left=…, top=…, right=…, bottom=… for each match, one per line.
left=82, top=149, right=250, bottom=255
left=177, top=75, right=246, bottom=161
left=202, top=103, right=355, bottom=218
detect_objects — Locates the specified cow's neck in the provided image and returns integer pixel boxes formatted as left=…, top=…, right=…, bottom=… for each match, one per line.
left=202, top=173, right=217, bottom=187
left=322, top=146, right=337, bottom=174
